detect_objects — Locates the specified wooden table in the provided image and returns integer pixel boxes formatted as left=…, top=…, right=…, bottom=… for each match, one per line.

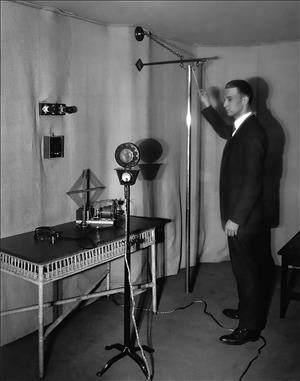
left=0, top=216, right=170, bottom=378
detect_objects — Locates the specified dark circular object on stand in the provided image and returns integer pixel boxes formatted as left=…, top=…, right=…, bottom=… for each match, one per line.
left=115, top=142, right=140, bottom=169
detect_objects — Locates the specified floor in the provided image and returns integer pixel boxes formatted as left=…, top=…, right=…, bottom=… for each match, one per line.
left=1, top=262, right=299, bottom=381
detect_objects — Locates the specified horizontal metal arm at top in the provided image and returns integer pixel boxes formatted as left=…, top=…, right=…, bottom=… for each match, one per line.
left=136, top=57, right=218, bottom=71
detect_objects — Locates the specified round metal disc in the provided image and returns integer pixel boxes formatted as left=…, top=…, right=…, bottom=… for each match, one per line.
left=115, top=142, right=140, bottom=168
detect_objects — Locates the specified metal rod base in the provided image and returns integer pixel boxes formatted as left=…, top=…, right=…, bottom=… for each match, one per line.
left=96, top=344, right=154, bottom=380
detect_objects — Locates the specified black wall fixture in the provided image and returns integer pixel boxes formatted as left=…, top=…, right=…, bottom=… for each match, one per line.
left=43, top=135, right=64, bottom=159
left=39, top=103, right=77, bottom=115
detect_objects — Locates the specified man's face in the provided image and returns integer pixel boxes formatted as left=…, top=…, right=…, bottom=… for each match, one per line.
left=223, top=87, right=246, bottom=119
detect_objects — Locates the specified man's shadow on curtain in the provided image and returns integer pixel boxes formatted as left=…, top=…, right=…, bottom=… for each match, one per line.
left=248, top=76, right=285, bottom=229
left=248, top=76, right=285, bottom=321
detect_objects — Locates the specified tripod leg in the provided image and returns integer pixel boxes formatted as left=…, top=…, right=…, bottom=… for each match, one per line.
left=128, top=350, right=151, bottom=380
left=96, top=351, right=126, bottom=377
left=132, top=345, right=154, bottom=353
left=141, top=345, right=154, bottom=353
left=105, top=343, right=124, bottom=351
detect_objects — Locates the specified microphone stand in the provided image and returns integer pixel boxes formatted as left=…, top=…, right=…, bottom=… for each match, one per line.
left=97, top=168, right=153, bottom=380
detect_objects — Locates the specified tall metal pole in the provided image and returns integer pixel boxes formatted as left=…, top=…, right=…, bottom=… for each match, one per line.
left=124, top=184, right=131, bottom=346
left=185, top=65, right=192, bottom=294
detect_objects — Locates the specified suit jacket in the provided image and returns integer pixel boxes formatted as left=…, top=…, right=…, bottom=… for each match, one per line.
left=202, top=106, right=267, bottom=233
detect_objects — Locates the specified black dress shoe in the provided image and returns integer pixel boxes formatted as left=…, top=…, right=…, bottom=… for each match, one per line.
left=219, top=328, right=260, bottom=345
left=222, top=308, right=240, bottom=319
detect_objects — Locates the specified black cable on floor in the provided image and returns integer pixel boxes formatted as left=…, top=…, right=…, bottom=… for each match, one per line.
left=156, top=299, right=228, bottom=329
left=238, top=335, right=267, bottom=381
left=110, top=295, right=267, bottom=381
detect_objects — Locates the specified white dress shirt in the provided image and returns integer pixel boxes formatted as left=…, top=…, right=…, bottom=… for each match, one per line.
left=232, top=112, right=252, bottom=136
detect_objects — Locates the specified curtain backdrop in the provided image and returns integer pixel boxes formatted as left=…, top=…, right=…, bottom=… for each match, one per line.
left=0, top=1, right=195, bottom=344
left=1, top=1, right=299, bottom=345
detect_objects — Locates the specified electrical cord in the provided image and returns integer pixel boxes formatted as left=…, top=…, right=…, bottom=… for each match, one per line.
left=238, top=335, right=267, bottom=381
left=111, top=295, right=267, bottom=381
left=123, top=248, right=151, bottom=379
left=123, top=203, right=151, bottom=380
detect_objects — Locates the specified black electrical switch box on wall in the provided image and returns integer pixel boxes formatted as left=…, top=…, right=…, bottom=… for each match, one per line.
left=43, top=135, right=64, bottom=158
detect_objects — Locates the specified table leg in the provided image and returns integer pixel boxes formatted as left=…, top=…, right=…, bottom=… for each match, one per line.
left=106, top=262, right=111, bottom=297
left=53, top=279, right=63, bottom=320
left=151, top=243, right=157, bottom=313
left=38, top=266, right=44, bottom=378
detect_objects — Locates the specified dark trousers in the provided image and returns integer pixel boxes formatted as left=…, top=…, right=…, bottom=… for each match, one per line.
left=228, top=229, right=275, bottom=331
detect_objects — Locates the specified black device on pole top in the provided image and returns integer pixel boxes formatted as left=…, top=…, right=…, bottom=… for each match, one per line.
left=135, top=26, right=147, bottom=41
left=115, top=142, right=140, bottom=185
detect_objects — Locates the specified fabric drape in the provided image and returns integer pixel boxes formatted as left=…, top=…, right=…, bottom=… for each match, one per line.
left=0, top=2, right=200, bottom=344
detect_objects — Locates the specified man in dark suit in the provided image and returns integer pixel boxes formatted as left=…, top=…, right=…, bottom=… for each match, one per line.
left=198, top=80, right=275, bottom=345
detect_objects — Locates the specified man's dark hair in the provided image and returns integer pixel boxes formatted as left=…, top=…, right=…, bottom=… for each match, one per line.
left=225, top=80, right=253, bottom=105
